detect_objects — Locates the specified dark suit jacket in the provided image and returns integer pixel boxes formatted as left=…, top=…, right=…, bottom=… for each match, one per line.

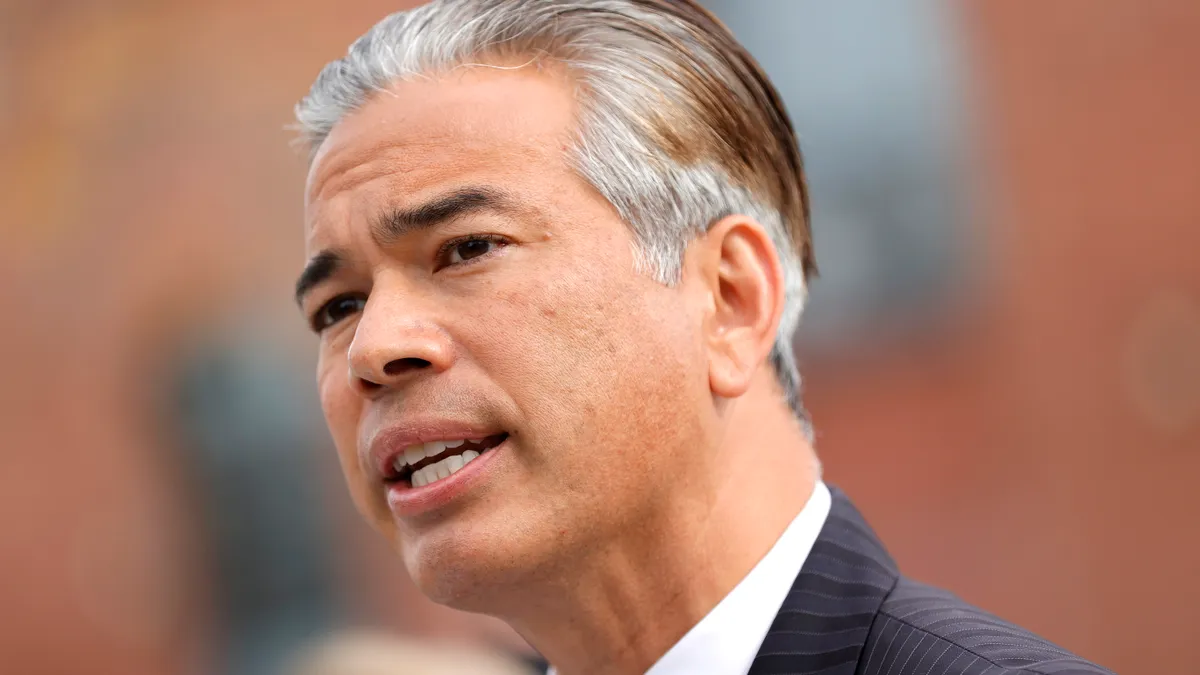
left=747, top=486, right=1114, bottom=675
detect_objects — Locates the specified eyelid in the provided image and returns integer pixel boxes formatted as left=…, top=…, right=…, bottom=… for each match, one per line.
left=435, top=233, right=511, bottom=269
left=307, top=297, right=333, bottom=333
left=308, top=291, right=365, bottom=333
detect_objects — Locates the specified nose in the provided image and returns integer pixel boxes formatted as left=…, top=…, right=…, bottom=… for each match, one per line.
left=346, top=293, right=454, bottom=397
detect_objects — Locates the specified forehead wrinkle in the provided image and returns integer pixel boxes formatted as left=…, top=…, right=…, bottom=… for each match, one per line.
left=307, top=138, right=429, bottom=207
left=309, top=68, right=579, bottom=196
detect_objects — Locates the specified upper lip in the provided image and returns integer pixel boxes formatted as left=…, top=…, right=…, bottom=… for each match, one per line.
left=366, top=419, right=505, bottom=481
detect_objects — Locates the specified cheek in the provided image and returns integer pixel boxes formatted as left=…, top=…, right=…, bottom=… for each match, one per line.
left=487, top=239, right=702, bottom=453
left=316, top=349, right=364, bottom=483
left=495, top=256, right=626, bottom=387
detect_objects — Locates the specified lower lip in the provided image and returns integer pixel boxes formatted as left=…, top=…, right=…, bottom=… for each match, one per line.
left=385, top=437, right=507, bottom=517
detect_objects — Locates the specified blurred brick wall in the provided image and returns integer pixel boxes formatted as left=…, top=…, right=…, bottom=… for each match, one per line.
left=0, top=1, right=1196, bottom=674
left=0, top=2, right=425, bottom=674
left=813, top=2, right=1200, bottom=673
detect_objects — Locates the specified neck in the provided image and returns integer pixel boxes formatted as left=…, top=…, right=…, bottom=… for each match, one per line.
left=504, top=380, right=819, bottom=675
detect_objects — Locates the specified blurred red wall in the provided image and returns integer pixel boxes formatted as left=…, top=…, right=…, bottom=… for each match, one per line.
left=814, top=4, right=1200, bottom=673
left=0, top=1, right=1196, bottom=674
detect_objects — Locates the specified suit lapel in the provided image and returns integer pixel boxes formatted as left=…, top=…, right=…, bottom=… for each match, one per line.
left=748, top=486, right=899, bottom=675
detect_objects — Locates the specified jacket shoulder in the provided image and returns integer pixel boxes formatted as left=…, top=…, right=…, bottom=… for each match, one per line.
left=858, top=577, right=1115, bottom=675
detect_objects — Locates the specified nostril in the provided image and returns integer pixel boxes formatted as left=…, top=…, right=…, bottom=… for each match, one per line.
left=358, top=379, right=383, bottom=393
left=383, top=357, right=431, bottom=376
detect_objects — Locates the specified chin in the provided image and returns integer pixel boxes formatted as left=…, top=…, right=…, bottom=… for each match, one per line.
left=401, top=514, right=548, bottom=613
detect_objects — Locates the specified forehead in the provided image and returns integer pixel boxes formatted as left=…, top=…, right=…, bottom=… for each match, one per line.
left=304, top=67, right=579, bottom=233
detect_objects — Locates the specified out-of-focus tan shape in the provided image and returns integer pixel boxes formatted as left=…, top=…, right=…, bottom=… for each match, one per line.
left=286, top=630, right=538, bottom=675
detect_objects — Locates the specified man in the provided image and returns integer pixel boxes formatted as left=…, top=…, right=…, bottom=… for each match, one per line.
left=291, top=1, right=1114, bottom=673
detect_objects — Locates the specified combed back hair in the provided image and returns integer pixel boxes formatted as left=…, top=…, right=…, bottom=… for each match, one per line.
left=296, top=0, right=818, bottom=433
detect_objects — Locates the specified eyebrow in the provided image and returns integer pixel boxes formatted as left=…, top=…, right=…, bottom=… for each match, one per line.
left=294, top=187, right=516, bottom=307
left=294, top=249, right=343, bottom=307
left=371, top=186, right=514, bottom=246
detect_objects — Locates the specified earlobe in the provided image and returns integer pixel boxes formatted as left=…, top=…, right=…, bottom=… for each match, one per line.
left=700, top=215, right=786, bottom=401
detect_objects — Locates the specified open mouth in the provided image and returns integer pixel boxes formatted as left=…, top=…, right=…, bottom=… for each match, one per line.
left=387, top=433, right=508, bottom=488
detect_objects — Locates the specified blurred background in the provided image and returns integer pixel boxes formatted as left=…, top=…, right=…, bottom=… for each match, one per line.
left=1, top=0, right=1197, bottom=673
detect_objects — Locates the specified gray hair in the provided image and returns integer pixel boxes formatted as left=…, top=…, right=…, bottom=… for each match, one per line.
left=295, top=0, right=816, bottom=433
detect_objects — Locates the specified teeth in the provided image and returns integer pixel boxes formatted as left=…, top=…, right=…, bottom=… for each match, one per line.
left=406, top=448, right=487, bottom=488
left=405, top=446, right=425, bottom=467
left=423, top=440, right=447, bottom=458
left=444, top=439, right=465, bottom=449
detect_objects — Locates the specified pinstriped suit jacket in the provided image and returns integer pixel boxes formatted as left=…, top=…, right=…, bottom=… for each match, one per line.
left=747, top=486, right=1114, bottom=675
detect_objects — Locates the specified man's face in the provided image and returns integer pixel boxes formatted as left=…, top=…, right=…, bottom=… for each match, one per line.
left=300, top=68, right=713, bottom=606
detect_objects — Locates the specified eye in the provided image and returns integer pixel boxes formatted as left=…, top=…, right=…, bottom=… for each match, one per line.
left=438, top=235, right=509, bottom=269
left=311, top=293, right=366, bottom=332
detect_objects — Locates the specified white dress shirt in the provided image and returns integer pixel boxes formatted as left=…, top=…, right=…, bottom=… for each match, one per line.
left=549, top=481, right=832, bottom=675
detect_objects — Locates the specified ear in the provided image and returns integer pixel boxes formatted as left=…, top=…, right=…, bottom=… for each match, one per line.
left=692, top=214, right=786, bottom=401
